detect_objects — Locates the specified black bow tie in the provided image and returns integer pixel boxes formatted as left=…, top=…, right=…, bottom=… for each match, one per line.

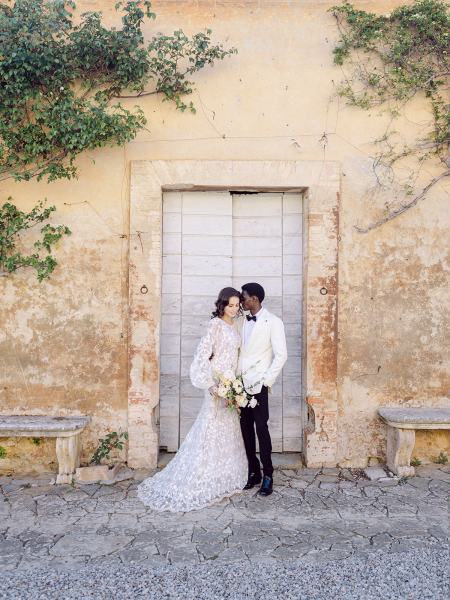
left=246, top=315, right=257, bottom=322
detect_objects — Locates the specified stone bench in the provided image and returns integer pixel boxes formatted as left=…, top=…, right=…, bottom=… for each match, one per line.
left=378, top=407, right=450, bottom=476
left=0, top=415, right=90, bottom=484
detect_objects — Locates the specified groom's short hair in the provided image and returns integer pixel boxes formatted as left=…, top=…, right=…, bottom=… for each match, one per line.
left=242, top=282, right=265, bottom=303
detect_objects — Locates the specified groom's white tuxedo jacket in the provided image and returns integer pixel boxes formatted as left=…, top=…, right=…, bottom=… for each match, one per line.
left=236, top=308, right=288, bottom=395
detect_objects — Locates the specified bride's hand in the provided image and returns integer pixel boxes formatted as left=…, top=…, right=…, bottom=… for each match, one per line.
left=208, top=385, right=218, bottom=396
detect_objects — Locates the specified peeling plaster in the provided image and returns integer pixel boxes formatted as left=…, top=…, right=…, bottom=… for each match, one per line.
left=1, top=0, right=449, bottom=473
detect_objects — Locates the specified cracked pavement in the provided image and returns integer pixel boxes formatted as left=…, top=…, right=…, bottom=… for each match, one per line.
left=0, top=464, right=448, bottom=572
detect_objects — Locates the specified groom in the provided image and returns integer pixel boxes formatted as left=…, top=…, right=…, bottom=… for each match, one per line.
left=238, top=283, right=288, bottom=496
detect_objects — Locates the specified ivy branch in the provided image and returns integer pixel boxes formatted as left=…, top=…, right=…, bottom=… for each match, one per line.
left=0, top=0, right=236, bottom=183
left=90, top=431, right=128, bottom=465
left=330, top=0, right=450, bottom=231
left=0, top=199, right=71, bottom=281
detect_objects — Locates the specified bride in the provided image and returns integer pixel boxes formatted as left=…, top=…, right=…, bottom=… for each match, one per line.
left=137, top=287, right=248, bottom=512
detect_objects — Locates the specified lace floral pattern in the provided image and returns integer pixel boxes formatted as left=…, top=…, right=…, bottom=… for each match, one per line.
left=137, top=318, right=248, bottom=512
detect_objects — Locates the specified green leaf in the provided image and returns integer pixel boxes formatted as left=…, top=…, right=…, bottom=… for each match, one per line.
left=0, top=198, right=70, bottom=281
left=0, top=0, right=236, bottom=183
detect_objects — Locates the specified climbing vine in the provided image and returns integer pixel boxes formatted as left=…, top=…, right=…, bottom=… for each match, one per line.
left=330, top=0, right=450, bottom=231
left=0, top=199, right=71, bottom=281
left=0, top=0, right=236, bottom=183
left=0, top=0, right=235, bottom=280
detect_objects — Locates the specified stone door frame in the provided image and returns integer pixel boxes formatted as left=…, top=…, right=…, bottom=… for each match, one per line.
left=128, top=160, right=340, bottom=469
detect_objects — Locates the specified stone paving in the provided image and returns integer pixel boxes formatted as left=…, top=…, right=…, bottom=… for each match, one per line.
left=0, top=464, right=448, bottom=572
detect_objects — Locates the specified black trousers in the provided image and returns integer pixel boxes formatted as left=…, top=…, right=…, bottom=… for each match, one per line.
left=240, top=386, right=273, bottom=477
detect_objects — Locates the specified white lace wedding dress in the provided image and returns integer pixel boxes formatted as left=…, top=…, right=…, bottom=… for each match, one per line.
left=137, top=317, right=248, bottom=512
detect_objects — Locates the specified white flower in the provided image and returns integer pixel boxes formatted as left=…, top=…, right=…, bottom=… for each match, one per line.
left=223, top=370, right=234, bottom=380
left=236, top=394, right=248, bottom=408
left=249, top=398, right=258, bottom=408
left=233, top=380, right=243, bottom=393
left=217, top=385, right=228, bottom=398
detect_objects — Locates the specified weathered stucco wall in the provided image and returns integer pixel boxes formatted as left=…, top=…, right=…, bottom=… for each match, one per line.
left=0, top=153, right=130, bottom=471
left=0, top=0, right=448, bottom=473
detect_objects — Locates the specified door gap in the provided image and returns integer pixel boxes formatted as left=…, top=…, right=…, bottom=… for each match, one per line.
left=230, top=190, right=259, bottom=195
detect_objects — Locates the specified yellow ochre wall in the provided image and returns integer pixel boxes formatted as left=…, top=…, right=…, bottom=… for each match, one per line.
left=0, top=0, right=448, bottom=474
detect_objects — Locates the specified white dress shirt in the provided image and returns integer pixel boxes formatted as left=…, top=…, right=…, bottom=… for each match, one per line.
left=243, top=307, right=264, bottom=347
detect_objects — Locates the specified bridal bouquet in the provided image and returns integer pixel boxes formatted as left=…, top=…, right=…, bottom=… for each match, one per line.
left=212, top=370, right=258, bottom=413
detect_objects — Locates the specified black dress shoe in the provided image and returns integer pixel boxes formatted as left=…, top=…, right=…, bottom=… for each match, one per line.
left=258, top=475, right=273, bottom=496
left=243, top=472, right=262, bottom=490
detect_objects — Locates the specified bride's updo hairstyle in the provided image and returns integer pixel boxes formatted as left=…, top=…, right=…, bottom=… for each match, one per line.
left=212, top=287, right=242, bottom=319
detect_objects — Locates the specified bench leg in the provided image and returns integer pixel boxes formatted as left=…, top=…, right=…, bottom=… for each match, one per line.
left=386, top=426, right=416, bottom=477
left=55, top=434, right=81, bottom=484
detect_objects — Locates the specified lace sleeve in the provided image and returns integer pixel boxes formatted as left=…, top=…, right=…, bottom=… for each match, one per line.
left=189, top=319, right=218, bottom=390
